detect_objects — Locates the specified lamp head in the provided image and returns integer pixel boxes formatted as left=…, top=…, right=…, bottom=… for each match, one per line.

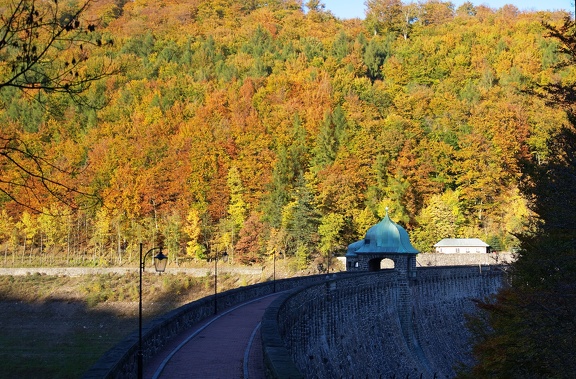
left=153, top=249, right=168, bottom=273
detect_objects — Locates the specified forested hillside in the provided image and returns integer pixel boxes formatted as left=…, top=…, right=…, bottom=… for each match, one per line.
left=0, top=0, right=571, bottom=267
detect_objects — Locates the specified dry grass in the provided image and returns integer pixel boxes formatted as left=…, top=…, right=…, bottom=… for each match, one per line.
left=0, top=272, right=264, bottom=378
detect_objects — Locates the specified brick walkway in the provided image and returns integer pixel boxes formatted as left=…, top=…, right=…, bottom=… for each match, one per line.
left=144, top=293, right=282, bottom=379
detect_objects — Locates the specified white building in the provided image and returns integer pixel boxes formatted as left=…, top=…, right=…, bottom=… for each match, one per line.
left=434, top=238, right=490, bottom=254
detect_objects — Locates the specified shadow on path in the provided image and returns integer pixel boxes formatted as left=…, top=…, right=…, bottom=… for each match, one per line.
left=144, top=293, right=282, bottom=379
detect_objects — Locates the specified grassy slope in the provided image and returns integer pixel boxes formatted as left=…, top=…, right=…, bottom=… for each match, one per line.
left=0, top=271, right=266, bottom=378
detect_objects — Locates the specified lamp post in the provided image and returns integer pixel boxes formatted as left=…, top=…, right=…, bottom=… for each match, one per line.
left=138, top=243, right=168, bottom=379
left=273, top=250, right=276, bottom=293
left=214, top=251, right=228, bottom=314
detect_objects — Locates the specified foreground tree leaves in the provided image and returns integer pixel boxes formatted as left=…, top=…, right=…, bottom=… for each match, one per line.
left=460, top=17, right=576, bottom=379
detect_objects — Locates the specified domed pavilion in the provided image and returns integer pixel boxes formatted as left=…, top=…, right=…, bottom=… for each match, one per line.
left=346, top=210, right=419, bottom=278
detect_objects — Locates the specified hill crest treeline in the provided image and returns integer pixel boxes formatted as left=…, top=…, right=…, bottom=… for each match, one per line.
left=0, top=0, right=571, bottom=266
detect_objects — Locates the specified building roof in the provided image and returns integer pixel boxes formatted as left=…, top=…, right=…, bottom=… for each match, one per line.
left=346, top=211, right=419, bottom=257
left=434, top=238, right=490, bottom=248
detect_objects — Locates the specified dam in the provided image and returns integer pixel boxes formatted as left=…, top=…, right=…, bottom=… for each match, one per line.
left=262, top=266, right=505, bottom=378
left=85, top=212, right=508, bottom=378
left=262, top=212, right=507, bottom=378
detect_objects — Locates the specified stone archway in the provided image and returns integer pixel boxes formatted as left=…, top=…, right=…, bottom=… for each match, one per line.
left=380, top=258, right=395, bottom=269
left=368, top=257, right=395, bottom=271
left=346, top=211, right=419, bottom=276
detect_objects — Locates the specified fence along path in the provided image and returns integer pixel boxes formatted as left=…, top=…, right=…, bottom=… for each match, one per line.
left=144, top=293, right=282, bottom=379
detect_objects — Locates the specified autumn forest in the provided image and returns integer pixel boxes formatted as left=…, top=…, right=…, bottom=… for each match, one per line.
left=0, top=0, right=572, bottom=268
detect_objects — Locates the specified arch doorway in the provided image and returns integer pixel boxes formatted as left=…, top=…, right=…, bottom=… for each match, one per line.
left=368, top=258, right=395, bottom=271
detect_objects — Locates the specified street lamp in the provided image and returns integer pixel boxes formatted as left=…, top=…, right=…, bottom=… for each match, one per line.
left=272, top=250, right=276, bottom=293
left=214, top=250, right=228, bottom=314
left=138, top=243, right=168, bottom=379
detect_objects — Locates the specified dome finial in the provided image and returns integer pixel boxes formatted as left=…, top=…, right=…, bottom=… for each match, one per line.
left=385, top=206, right=389, bottom=215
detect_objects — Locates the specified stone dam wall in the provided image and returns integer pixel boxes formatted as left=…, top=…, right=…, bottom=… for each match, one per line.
left=262, top=266, right=506, bottom=378
left=79, top=258, right=507, bottom=378
left=82, top=273, right=346, bottom=379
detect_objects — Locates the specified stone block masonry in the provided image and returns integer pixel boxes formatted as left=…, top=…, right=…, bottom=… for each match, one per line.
left=265, top=266, right=506, bottom=378
left=83, top=273, right=343, bottom=379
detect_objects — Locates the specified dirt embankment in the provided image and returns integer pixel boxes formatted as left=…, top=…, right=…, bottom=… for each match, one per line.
left=0, top=266, right=263, bottom=277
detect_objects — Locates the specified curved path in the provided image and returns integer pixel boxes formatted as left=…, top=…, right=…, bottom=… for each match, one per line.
left=143, top=293, right=282, bottom=379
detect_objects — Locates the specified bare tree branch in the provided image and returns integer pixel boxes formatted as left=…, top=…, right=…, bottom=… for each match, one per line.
left=0, top=0, right=111, bottom=212
left=0, top=0, right=114, bottom=94
left=0, top=133, right=101, bottom=213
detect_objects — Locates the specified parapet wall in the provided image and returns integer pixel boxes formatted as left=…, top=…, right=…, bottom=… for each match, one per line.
left=263, top=266, right=506, bottom=378
left=416, top=252, right=515, bottom=267
left=83, top=273, right=338, bottom=379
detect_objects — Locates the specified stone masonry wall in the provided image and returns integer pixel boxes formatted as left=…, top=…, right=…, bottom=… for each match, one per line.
left=273, top=266, right=506, bottom=378
left=416, top=252, right=515, bottom=267
left=83, top=273, right=341, bottom=379
left=410, top=266, right=507, bottom=376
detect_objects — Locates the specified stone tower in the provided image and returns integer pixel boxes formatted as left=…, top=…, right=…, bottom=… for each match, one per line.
left=345, top=210, right=419, bottom=278
left=346, top=211, right=426, bottom=373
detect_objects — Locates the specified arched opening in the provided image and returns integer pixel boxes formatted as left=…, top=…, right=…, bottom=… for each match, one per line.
left=368, top=258, right=395, bottom=271
left=380, top=258, right=395, bottom=269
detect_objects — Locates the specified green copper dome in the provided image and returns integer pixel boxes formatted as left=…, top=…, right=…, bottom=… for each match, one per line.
left=346, top=211, right=419, bottom=257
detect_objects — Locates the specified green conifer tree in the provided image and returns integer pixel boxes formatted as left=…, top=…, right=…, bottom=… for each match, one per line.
left=460, top=18, right=576, bottom=378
